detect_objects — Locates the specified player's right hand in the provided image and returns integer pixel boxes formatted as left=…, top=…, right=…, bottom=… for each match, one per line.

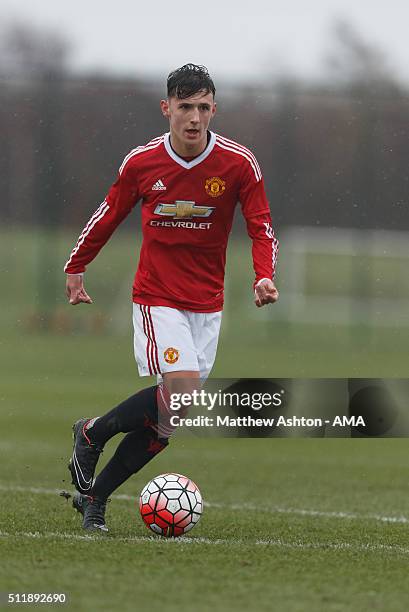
left=66, top=274, right=93, bottom=305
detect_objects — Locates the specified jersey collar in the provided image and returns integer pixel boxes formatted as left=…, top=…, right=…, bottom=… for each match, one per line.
left=164, top=131, right=216, bottom=169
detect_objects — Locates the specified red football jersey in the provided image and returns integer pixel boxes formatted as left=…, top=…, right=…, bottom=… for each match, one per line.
left=64, top=131, right=279, bottom=312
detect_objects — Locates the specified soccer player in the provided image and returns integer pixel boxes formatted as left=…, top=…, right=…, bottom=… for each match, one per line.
left=64, top=64, right=279, bottom=531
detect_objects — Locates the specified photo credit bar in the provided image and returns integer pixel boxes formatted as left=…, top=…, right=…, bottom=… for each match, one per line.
left=158, top=378, right=408, bottom=438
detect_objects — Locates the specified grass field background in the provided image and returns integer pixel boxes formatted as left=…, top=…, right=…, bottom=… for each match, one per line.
left=1, top=226, right=409, bottom=611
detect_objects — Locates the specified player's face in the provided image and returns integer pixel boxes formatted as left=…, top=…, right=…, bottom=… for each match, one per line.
left=161, top=90, right=216, bottom=156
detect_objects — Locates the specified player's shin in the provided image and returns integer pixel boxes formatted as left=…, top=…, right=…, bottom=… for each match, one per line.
left=91, top=428, right=169, bottom=499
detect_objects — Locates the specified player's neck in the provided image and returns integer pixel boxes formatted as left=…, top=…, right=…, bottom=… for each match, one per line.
left=169, top=130, right=210, bottom=159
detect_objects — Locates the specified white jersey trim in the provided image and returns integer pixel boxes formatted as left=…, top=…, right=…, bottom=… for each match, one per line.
left=216, top=134, right=262, bottom=179
left=215, top=137, right=262, bottom=182
left=119, top=136, right=165, bottom=175
left=263, top=222, right=279, bottom=279
left=163, top=131, right=216, bottom=169
left=64, top=201, right=110, bottom=271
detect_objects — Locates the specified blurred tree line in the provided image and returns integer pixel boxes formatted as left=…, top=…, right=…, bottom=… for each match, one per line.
left=1, top=20, right=408, bottom=232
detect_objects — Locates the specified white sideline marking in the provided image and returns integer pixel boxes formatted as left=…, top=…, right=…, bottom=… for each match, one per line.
left=0, top=529, right=409, bottom=556
left=0, top=483, right=408, bottom=527
left=206, top=501, right=409, bottom=525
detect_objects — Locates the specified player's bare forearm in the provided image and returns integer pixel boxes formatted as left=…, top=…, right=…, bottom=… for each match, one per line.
left=66, top=274, right=93, bottom=305
left=254, top=279, right=279, bottom=308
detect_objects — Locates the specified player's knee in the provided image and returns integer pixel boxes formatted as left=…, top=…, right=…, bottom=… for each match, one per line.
left=162, top=371, right=200, bottom=406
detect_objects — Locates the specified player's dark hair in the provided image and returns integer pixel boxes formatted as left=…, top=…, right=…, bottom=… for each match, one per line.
left=167, top=63, right=216, bottom=99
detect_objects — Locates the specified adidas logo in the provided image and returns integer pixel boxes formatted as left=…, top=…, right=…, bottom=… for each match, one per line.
left=152, top=179, right=166, bottom=191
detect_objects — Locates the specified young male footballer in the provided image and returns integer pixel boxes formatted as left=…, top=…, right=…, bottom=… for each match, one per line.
left=64, top=64, right=279, bottom=531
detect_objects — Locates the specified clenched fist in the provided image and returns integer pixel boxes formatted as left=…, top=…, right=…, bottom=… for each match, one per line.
left=254, top=279, right=279, bottom=308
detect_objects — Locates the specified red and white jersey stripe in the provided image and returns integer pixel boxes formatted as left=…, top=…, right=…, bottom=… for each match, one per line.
left=64, top=200, right=110, bottom=272
left=215, top=134, right=262, bottom=182
left=119, top=135, right=165, bottom=175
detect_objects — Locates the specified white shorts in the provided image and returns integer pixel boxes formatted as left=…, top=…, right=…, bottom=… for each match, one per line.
left=132, top=303, right=222, bottom=380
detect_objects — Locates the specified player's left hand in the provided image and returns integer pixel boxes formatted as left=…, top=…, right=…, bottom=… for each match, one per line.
left=254, top=279, right=279, bottom=308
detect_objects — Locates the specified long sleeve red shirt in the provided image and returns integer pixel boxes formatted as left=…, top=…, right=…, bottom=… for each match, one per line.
left=65, top=131, right=279, bottom=312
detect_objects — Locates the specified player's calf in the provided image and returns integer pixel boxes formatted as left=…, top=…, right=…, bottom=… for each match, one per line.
left=91, top=428, right=169, bottom=500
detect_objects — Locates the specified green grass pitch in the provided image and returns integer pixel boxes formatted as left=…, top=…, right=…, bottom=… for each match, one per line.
left=1, top=227, right=409, bottom=610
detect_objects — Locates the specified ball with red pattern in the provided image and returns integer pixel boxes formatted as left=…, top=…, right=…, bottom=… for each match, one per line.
left=139, top=473, right=203, bottom=537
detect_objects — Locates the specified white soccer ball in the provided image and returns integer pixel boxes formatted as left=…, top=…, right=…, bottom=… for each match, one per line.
left=139, top=473, right=203, bottom=537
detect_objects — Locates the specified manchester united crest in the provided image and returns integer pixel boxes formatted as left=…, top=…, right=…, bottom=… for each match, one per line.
left=164, top=347, right=179, bottom=364
left=205, top=176, right=226, bottom=198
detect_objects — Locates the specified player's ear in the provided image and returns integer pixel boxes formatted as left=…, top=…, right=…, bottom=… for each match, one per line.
left=160, top=99, right=170, bottom=118
left=212, top=101, right=217, bottom=118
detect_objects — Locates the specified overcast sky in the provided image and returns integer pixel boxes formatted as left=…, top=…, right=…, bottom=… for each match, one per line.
left=1, top=0, right=409, bottom=84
